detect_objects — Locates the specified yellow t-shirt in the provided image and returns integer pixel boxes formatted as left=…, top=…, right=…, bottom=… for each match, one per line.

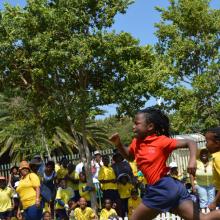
left=212, top=152, right=220, bottom=190
left=128, top=197, right=141, bottom=219
left=73, top=207, right=95, bottom=220
left=0, top=187, right=13, bottom=212
left=195, top=160, right=213, bottom=186
left=55, top=163, right=61, bottom=172
left=117, top=183, right=134, bottom=199
left=137, top=175, right=147, bottom=185
left=56, top=166, right=68, bottom=179
left=129, top=161, right=138, bottom=177
left=16, top=173, right=40, bottom=209
left=98, top=166, right=117, bottom=190
left=55, top=187, right=74, bottom=209
left=79, top=183, right=91, bottom=202
left=67, top=171, right=79, bottom=191
left=100, top=208, right=117, bottom=220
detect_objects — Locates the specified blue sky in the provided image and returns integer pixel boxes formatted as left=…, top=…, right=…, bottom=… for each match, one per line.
left=1, top=0, right=219, bottom=45
left=0, top=0, right=219, bottom=118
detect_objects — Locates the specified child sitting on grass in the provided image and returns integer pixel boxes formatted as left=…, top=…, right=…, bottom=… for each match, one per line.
left=100, top=199, right=118, bottom=220
left=73, top=197, right=97, bottom=220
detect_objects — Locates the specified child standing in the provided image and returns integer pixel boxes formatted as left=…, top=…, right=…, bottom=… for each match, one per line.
left=55, top=179, right=74, bottom=220
left=66, top=163, right=80, bottom=202
left=78, top=172, right=95, bottom=207
left=110, top=107, right=220, bottom=220
left=128, top=189, right=141, bottom=219
left=0, top=176, right=13, bottom=220
left=190, top=148, right=215, bottom=209
left=117, top=174, right=134, bottom=218
left=205, top=127, right=220, bottom=210
left=98, top=156, right=118, bottom=201
left=56, top=158, right=69, bottom=181
left=98, top=155, right=121, bottom=216
left=100, top=199, right=117, bottom=220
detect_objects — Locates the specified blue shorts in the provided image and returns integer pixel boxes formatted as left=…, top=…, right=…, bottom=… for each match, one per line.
left=142, top=176, right=191, bottom=212
left=24, top=204, right=43, bottom=220
left=0, top=210, right=13, bottom=218
left=56, top=209, right=68, bottom=220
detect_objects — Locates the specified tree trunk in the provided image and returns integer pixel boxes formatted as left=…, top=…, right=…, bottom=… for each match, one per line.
left=60, top=96, right=97, bottom=212
left=40, top=123, right=51, bottom=160
left=54, top=70, right=97, bottom=212
left=81, top=115, right=98, bottom=212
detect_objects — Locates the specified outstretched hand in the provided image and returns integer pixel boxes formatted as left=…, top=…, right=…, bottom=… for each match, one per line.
left=109, top=133, right=121, bottom=146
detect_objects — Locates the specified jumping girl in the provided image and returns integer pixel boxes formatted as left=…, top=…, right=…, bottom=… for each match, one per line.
left=110, top=108, right=220, bottom=220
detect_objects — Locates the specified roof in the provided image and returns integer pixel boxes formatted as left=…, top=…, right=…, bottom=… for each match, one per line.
left=172, top=133, right=206, bottom=149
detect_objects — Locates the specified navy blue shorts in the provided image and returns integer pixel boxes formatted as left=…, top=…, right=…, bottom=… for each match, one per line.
left=142, top=176, right=191, bottom=212
left=56, top=209, right=68, bottom=220
left=0, top=210, right=13, bottom=218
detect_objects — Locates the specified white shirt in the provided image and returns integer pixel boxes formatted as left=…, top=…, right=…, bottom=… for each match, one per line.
left=75, top=162, right=84, bottom=174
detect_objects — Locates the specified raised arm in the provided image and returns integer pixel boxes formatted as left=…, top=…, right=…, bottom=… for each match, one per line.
left=109, top=133, right=134, bottom=161
left=176, top=139, right=197, bottom=177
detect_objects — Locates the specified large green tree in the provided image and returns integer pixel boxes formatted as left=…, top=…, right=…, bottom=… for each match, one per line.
left=154, top=0, right=220, bottom=133
left=0, top=0, right=156, bottom=209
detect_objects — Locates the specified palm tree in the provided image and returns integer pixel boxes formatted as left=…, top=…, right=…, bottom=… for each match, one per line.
left=0, top=93, right=110, bottom=162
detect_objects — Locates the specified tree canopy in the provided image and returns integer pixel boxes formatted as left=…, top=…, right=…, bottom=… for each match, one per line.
left=0, top=0, right=156, bottom=209
left=154, top=0, right=220, bottom=133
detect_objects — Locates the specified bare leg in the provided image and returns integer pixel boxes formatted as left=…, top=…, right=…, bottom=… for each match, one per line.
left=173, top=200, right=220, bottom=220
left=130, top=203, right=160, bottom=220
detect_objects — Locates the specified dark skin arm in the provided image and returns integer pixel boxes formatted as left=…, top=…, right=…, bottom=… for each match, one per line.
left=34, top=186, right=41, bottom=207
left=176, top=139, right=197, bottom=177
left=109, top=133, right=134, bottom=161
left=190, top=174, right=197, bottom=193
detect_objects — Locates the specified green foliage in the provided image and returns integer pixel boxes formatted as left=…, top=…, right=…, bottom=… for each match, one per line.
left=154, top=0, right=220, bottom=133
left=96, top=116, right=133, bottom=145
left=0, top=93, right=47, bottom=161
left=0, top=0, right=155, bottom=164
left=0, top=92, right=110, bottom=162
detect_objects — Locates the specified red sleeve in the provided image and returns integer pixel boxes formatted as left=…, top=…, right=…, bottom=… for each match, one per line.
left=129, top=138, right=136, bottom=158
left=161, top=136, right=177, bottom=154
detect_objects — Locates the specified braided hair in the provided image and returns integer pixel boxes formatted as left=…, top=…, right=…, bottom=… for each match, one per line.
left=206, top=127, right=220, bottom=141
left=138, top=107, right=170, bottom=137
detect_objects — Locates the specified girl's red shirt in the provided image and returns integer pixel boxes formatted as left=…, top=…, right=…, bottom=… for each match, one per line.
left=129, top=134, right=177, bottom=185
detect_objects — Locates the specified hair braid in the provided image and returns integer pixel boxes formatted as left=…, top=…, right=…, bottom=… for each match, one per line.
left=138, top=107, right=170, bottom=137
